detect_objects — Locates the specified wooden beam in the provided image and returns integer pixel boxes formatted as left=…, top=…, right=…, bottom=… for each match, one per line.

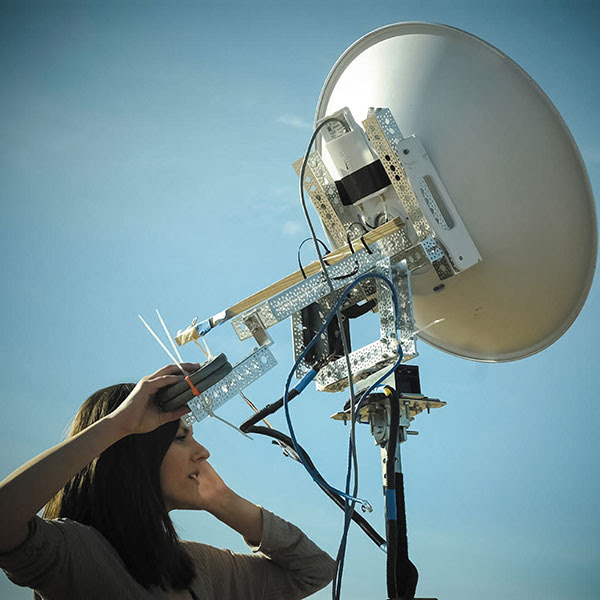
left=226, top=217, right=404, bottom=319
left=176, top=217, right=404, bottom=344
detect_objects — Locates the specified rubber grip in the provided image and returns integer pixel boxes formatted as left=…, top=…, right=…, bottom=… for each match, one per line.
left=154, top=353, right=231, bottom=411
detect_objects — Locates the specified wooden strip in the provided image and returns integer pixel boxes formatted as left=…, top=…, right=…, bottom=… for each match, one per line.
left=175, top=217, right=405, bottom=345
left=222, top=217, right=404, bottom=320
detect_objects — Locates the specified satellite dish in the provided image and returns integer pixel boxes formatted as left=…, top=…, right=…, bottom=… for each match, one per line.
left=316, top=22, right=597, bottom=362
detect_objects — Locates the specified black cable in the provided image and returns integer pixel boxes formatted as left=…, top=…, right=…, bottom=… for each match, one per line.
left=282, top=272, right=402, bottom=504
left=297, top=236, right=358, bottom=282
left=346, top=220, right=369, bottom=237
left=386, top=388, right=400, bottom=599
left=245, top=425, right=386, bottom=549
left=240, top=386, right=303, bottom=433
left=333, top=263, right=359, bottom=281
left=239, top=388, right=300, bottom=433
left=297, top=237, right=331, bottom=279
left=360, top=212, right=387, bottom=230
left=362, top=218, right=377, bottom=229
left=297, top=116, right=360, bottom=600
left=297, top=118, right=409, bottom=599
left=298, top=117, right=347, bottom=283
left=384, top=386, right=419, bottom=600
left=360, top=233, right=373, bottom=254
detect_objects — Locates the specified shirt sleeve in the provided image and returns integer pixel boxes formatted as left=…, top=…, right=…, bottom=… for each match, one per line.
left=0, top=516, right=145, bottom=600
left=0, top=516, right=76, bottom=592
left=185, top=507, right=335, bottom=600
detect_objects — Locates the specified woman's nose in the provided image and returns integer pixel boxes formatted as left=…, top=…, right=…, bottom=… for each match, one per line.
left=192, top=441, right=210, bottom=461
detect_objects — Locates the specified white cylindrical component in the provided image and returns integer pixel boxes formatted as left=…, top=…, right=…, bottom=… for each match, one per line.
left=325, top=129, right=378, bottom=178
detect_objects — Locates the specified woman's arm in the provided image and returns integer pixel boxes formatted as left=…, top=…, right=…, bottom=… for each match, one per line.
left=183, top=462, right=334, bottom=598
left=184, top=508, right=336, bottom=600
left=181, top=454, right=263, bottom=545
left=0, top=363, right=197, bottom=553
left=210, top=488, right=264, bottom=546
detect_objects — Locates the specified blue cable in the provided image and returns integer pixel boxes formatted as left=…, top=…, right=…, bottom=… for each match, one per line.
left=332, top=313, right=405, bottom=599
left=331, top=275, right=404, bottom=600
left=282, top=271, right=404, bottom=507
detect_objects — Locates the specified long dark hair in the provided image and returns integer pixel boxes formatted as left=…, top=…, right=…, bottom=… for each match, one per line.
left=43, top=384, right=195, bottom=590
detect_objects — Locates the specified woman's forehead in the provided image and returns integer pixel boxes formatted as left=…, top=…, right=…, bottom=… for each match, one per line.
left=177, top=421, right=193, bottom=435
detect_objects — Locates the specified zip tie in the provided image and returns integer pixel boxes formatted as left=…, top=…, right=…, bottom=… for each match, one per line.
left=193, top=339, right=210, bottom=358
left=183, top=373, right=252, bottom=439
left=185, top=375, right=201, bottom=396
left=204, top=398, right=252, bottom=439
left=202, top=338, right=213, bottom=359
left=156, top=309, right=184, bottom=364
left=346, top=230, right=356, bottom=254
left=138, top=314, right=187, bottom=377
left=240, top=391, right=274, bottom=429
left=360, top=233, right=373, bottom=254
left=414, top=317, right=446, bottom=335
left=297, top=237, right=331, bottom=280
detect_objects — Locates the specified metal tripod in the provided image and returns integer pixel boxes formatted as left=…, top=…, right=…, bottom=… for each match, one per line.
left=345, top=365, right=443, bottom=600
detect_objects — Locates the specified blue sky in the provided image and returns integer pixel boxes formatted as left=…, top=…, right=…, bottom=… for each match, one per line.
left=1, top=1, right=599, bottom=599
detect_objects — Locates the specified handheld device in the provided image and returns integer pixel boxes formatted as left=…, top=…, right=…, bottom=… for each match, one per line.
left=154, top=353, right=232, bottom=411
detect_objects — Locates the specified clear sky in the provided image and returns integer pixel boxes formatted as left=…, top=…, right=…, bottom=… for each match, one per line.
left=1, top=1, right=599, bottom=599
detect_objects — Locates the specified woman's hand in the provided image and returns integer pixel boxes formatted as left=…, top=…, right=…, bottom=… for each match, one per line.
left=0, top=363, right=199, bottom=553
left=108, top=363, right=200, bottom=437
left=190, top=460, right=231, bottom=513
left=194, top=462, right=263, bottom=545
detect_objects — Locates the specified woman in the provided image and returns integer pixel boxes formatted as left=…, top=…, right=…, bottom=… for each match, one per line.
left=0, top=364, right=335, bottom=599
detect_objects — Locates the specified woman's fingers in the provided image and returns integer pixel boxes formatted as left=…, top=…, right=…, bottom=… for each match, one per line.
left=143, top=363, right=201, bottom=393
left=115, top=364, right=200, bottom=433
left=144, top=373, right=185, bottom=389
left=143, top=363, right=201, bottom=394
left=160, top=404, right=192, bottom=425
left=149, top=363, right=200, bottom=378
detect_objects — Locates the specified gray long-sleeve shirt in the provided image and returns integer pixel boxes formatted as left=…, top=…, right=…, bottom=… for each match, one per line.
left=0, top=508, right=335, bottom=599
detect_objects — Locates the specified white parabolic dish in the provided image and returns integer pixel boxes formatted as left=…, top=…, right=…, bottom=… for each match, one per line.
left=316, top=22, right=597, bottom=362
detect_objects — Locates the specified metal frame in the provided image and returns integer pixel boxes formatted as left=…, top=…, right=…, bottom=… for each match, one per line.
left=184, top=345, right=277, bottom=424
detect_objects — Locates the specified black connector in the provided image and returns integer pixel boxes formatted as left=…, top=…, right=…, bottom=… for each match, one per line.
left=239, top=358, right=330, bottom=432
left=239, top=387, right=301, bottom=433
left=246, top=425, right=386, bottom=550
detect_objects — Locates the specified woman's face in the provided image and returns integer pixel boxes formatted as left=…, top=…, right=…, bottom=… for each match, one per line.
left=160, top=421, right=211, bottom=511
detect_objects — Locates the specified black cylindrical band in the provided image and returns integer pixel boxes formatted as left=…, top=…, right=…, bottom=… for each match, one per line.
left=334, top=160, right=390, bottom=206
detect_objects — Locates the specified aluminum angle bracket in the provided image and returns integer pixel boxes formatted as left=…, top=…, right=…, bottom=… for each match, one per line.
left=231, top=239, right=404, bottom=341
left=184, top=344, right=277, bottom=424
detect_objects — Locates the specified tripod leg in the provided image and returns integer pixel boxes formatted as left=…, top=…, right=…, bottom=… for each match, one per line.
left=393, top=472, right=418, bottom=600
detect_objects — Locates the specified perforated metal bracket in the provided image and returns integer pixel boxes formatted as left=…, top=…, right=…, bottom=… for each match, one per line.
left=394, top=134, right=481, bottom=271
left=362, top=109, right=456, bottom=281
left=293, top=152, right=353, bottom=248
left=368, top=399, right=412, bottom=448
left=315, top=259, right=417, bottom=393
left=232, top=244, right=396, bottom=342
left=184, top=344, right=277, bottom=424
left=290, top=285, right=371, bottom=378
left=241, top=311, right=273, bottom=347
left=363, top=108, right=481, bottom=277
left=330, top=393, right=446, bottom=428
